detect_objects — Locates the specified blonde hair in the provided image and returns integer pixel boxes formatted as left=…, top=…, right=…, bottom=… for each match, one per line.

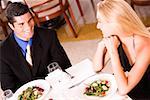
left=97, top=0, right=150, bottom=38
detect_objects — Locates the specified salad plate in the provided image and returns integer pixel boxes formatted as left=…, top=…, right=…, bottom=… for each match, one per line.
left=78, top=73, right=117, bottom=100
left=12, top=79, right=51, bottom=100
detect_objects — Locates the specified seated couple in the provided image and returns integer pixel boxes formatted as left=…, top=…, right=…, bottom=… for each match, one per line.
left=1, top=1, right=150, bottom=99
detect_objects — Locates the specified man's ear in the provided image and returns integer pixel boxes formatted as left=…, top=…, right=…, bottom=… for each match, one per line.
left=8, top=23, right=14, bottom=30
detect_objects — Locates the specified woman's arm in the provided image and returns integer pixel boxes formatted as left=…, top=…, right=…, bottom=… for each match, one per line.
left=104, top=36, right=150, bottom=95
left=93, top=39, right=107, bottom=72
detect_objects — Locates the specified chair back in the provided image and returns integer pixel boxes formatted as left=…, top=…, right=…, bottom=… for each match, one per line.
left=0, top=1, right=8, bottom=37
left=25, top=0, right=68, bottom=23
left=24, top=0, right=77, bottom=37
left=131, top=0, right=150, bottom=6
left=24, top=0, right=78, bottom=37
left=131, top=0, right=150, bottom=27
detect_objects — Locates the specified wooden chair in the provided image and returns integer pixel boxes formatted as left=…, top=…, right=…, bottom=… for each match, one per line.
left=0, top=1, right=8, bottom=37
left=131, top=0, right=150, bottom=7
left=131, top=0, right=150, bottom=27
left=24, top=0, right=78, bottom=38
left=0, top=19, right=8, bottom=37
left=75, top=0, right=84, bottom=17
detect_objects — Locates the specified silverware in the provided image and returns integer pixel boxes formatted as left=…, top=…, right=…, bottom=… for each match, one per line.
left=68, top=58, right=111, bottom=89
left=64, top=70, right=75, bottom=79
left=47, top=62, right=75, bottom=79
left=68, top=73, right=97, bottom=89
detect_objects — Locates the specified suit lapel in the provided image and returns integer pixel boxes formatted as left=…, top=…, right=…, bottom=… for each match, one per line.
left=10, top=35, right=32, bottom=79
left=31, top=32, right=42, bottom=76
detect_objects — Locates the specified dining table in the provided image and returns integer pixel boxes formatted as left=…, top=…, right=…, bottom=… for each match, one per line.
left=44, top=59, right=132, bottom=100
left=3, top=59, right=132, bottom=100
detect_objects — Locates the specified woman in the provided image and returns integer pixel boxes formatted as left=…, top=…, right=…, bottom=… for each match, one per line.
left=93, top=0, right=150, bottom=99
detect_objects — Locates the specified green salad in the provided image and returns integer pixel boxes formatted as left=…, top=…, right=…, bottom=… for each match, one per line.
left=84, top=80, right=110, bottom=97
left=18, top=86, right=44, bottom=100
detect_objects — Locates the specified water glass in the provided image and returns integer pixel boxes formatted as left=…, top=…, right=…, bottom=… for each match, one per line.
left=46, top=62, right=71, bottom=88
left=47, top=62, right=74, bottom=79
left=47, top=62, right=62, bottom=73
left=2, top=89, right=13, bottom=100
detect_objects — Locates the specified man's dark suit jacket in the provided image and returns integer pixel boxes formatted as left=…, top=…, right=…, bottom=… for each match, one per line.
left=0, top=27, right=71, bottom=92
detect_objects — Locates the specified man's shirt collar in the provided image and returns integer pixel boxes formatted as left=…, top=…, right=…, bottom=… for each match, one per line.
left=14, top=33, right=32, bottom=56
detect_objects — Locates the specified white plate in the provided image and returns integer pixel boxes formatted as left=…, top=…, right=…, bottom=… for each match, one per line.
left=13, top=79, right=51, bottom=100
left=78, top=73, right=117, bottom=100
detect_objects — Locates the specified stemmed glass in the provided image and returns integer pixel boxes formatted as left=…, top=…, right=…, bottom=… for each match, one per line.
left=47, top=62, right=62, bottom=73
left=2, top=89, right=13, bottom=100
left=46, top=62, right=74, bottom=88
left=47, top=62, right=74, bottom=79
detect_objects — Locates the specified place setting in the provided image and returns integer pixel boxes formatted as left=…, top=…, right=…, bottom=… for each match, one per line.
left=2, top=62, right=74, bottom=100
left=74, top=73, right=118, bottom=100
left=1, top=59, right=132, bottom=100
left=45, top=62, right=75, bottom=89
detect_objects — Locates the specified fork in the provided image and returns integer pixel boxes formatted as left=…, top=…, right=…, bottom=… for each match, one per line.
left=68, top=58, right=111, bottom=89
left=63, top=70, right=75, bottom=79
left=68, top=73, right=97, bottom=89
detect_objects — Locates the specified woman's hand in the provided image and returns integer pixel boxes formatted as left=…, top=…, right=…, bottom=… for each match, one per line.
left=93, top=39, right=107, bottom=72
left=103, top=35, right=120, bottom=55
left=98, top=38, right=106, bottom=48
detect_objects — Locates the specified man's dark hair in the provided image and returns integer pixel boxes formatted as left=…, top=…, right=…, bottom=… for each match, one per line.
left=5, top=2, right=31, bottom=24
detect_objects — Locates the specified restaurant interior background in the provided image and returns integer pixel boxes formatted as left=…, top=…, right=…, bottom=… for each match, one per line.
left=1, top=0, right=150, bottom=41
left=1, top=0, right=150, bottom=64
left=0, top=0, right=150, bottom=97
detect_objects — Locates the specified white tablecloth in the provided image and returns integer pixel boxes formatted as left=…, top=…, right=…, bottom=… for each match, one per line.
left=45, top=59, right=132, bottom=100
left=4, top=59, right=132, bottom=100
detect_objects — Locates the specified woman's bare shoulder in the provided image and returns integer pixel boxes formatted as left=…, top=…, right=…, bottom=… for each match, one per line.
left=135, top=35, right=150, bottom=54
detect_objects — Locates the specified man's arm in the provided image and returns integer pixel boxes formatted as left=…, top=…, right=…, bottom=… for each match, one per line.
left=48, top=30, right=71, bottom=70
left=0, top=60, right=18, bottom=93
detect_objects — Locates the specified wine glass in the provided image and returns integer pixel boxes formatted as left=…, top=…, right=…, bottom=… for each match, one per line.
left=46, top=62, right=73, bottom=88
left=2, top=89, right=13, bottom=100
left=47, top=62, right=74, bottom=79
left=47, top=62, right=62, bottom=73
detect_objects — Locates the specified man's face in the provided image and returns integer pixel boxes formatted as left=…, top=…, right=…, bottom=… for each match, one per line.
left=9, top=12, right=35, bottom=41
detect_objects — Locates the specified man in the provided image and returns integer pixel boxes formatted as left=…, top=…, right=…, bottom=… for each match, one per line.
left=0, top=2, right=71, bottom=92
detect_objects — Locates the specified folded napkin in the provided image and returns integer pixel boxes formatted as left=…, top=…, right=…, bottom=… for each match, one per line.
left=45, top=69, right=71, bottom=88
left=65, top=59, right=96, bottom=88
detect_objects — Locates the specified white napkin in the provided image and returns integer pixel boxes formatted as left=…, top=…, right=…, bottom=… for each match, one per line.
left=45, top=69, right=71, bottom=88
left=65, top=59, right=96, bottom=88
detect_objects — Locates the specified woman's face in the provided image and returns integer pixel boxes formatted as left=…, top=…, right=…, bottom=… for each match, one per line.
left=96, top=11, right=117, bottom=37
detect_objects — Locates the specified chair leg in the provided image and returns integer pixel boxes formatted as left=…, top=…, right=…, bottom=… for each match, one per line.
left=130, top=0, right=135, bottom=10
left=30, top=8, right=40, bottom=27
left=90, top=0, right=96, bottom=16
left=75, top=0, right=86, bottom=23
left=75, top=0, right=84, bottom=17
left=34, top=17, right=40, bottom=27
left=63, top=12, right=77, bottom=38
left=2, top=25, right=8, bottom=37
left=68, top=5, right=77, bottom=25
